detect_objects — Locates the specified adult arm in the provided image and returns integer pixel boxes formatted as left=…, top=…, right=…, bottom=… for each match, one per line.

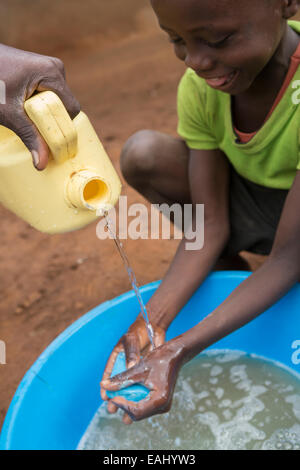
left=0, top=44, right=80, bottom=169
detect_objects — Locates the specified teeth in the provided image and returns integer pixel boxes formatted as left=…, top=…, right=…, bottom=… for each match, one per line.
left=206, top=71, right=235, bottom=86
left=225, top=72, right=235, bottom=83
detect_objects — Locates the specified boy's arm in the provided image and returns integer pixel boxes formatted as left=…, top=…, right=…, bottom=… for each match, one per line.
left=101, top=148, right=231, bottom=376
left=145, top=147, right=231, bottom=330
left=102, top=171, right=300, bottom=421
left=0, top=43, right=80, bottom=170
left=180, top=169, right=300, bottom=363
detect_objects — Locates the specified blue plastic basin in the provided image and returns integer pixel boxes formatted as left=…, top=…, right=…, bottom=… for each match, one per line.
left=1, top=271, right=300, bottom=450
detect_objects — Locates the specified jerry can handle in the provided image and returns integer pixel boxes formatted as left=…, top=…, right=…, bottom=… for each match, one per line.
left=24, top=91, right=78, bottom=164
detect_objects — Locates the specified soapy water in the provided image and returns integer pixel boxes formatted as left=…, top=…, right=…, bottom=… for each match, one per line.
left=77, top=350, right=300, bottom=450
left=101, top=210, right=155, bottom=348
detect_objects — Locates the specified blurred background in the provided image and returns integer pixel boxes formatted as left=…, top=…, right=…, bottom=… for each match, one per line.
left=0, top=1, right=299, bottom=428
left=0, top=0, right=152, bottom=53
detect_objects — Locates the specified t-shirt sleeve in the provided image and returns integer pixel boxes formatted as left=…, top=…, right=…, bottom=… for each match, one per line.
left=177, top=69, right=218, bottom=150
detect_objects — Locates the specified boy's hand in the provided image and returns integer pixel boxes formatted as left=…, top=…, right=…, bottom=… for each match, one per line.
left=101, top=339, right=184, bottom=422
left=100, top=316, right=165, bottom=424
left=0, top=44, right=80, bottom=170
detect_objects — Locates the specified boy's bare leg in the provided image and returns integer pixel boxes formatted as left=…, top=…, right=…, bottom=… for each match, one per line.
left=121, top=130, right=191, bottom=207
left=120, top=129, right=250, bottom=271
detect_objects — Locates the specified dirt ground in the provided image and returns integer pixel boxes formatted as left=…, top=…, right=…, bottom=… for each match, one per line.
left=1, top=1, right=296, bottom=429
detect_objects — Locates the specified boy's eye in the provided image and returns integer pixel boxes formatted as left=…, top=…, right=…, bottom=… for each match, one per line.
left=169, top=34, right=232, bottom=48
left=169, top=37, right=185, bottom=46
left=205, top=34, right=232, bottom=48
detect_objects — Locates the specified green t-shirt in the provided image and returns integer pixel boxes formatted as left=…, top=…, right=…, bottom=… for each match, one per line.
left=177, top=20, right=300, bottom=189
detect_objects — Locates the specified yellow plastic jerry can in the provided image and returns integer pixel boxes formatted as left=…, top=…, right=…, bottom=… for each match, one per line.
left=0, top=91, right=122, bottom=234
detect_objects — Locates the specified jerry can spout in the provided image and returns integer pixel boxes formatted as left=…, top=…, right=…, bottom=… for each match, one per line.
left=65, top=170, right=111, bottom=211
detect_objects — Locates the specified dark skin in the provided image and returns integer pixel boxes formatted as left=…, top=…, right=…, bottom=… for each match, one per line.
left=101, top=0, right=300, bottom=423
left=0, top=44, right=80, bottom=170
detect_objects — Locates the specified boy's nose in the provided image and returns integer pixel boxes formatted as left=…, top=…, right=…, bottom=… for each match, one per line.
left=184, top=49, right=215, bottom=75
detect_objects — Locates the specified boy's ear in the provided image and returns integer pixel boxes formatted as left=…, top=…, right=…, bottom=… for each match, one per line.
left=282, top=0, right=299, bottom=19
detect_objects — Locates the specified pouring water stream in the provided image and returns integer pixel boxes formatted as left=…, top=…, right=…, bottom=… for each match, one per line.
left=100, top=209, right=155, bottom=349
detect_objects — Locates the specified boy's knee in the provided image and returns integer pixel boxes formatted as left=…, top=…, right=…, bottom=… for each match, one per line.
left=120, top=130, right=160, bottom=184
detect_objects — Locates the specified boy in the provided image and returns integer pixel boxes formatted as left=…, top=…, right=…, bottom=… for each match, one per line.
left=100, top=0, right=300, bottom=424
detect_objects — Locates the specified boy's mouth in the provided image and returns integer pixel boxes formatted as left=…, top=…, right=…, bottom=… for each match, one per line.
left=204, top=71, right=238, bottom=89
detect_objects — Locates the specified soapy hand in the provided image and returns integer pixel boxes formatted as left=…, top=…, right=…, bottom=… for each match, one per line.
left=101, top=339, right=185, bottom=422
left=100, top=315, right=165, bottom=424
left=0, top=44, right=80, bottom=170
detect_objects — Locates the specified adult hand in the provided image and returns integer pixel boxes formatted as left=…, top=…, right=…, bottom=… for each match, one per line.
left=101, top=339, right=185, bottom=422
left=0, top=44, right=80, bottom=170
left=100, top=315, right=165, bottom=424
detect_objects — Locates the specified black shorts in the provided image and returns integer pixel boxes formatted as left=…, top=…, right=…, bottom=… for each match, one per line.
left=222, top=166, right=289, bottom=257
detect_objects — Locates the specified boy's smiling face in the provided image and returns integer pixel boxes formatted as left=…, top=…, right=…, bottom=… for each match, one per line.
left=151, top=0, right=298, bottom=95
